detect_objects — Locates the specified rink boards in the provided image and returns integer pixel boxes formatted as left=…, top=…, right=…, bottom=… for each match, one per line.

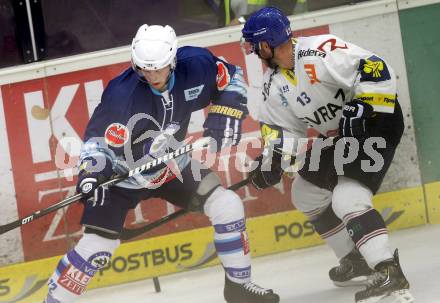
left=0, top=184, right=427, bottom=303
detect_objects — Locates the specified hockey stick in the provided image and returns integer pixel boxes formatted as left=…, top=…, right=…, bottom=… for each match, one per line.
left=119, top=136, right=340, bottom=241
left=0, top=138, right=211, bottom=236
left=120, top=177, right=250, bottom=240
left=120, top=137, right=339, bottom=240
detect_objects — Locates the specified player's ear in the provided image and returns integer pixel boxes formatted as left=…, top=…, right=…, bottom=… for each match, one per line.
left=260, top=41, right=270, bottom=51
left=259, top=41, right=273, bottom=58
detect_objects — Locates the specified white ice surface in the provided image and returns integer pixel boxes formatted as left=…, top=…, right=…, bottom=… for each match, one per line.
left=79, top=224, right=440, bottom=303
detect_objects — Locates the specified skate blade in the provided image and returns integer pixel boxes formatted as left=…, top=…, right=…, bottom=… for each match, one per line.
left=333, top=276, right=371, bottom=287
left=390, top=289, right=415, bottom=303
left=357, top=289, right=415, bottom=303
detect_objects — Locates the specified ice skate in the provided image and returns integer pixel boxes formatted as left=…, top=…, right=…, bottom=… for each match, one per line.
left=224, top=275, right=280, bottom=303
left=329, top=248, right=375, bottom=287
left=355, top=249, right=414, bottom=303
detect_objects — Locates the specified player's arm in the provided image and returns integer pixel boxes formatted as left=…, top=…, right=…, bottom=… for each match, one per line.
left=320, top=35, right=397, bottom=140
left=76, top=86, right=125, bottom=201
left=341, top=50, right=397, bottom=140
left=199, top=52, right=249, bottom=151
left=249, top=123, right=285, bottom=190
left=249, top=122, right=305, bottom=190
left=249, top=68, right=308, bottom=189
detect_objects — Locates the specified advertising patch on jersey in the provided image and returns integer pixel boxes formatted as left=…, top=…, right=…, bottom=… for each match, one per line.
left=359, top=55, right=391, bottom=82
left=104, top=123, right=129, bottom=147
left=317, top=38, right=348, bottom=52
left=354, top=93, right=396, bottom=113
left=297, top=48, right=326, bottom=59
left=281, top=68, right=297, bottom=86
left=184, top=84, right=205, bottom=101
left=216, top=61, right=231, bottom=91
left=304, top=64, right=320, bottom=84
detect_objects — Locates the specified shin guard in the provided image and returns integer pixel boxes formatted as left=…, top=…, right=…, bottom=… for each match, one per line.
left=204, top=187, right=251, bottom=284
left=45, top=233, right=119, bottom=303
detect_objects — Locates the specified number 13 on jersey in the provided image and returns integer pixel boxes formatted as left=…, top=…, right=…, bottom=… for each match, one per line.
left=297, top=92, right=311, bottom=106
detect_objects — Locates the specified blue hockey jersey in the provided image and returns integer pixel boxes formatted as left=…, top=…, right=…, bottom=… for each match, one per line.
left=81, top=46, right=247, bottom=188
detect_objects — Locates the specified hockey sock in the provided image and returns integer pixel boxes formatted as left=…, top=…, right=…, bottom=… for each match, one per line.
left=292, top=176, right=354, bottom=258
left=44, top=233, right=119, bottom=303
left=204, top=187, right=251, bottom=284
left=333, top=176, right=393, bottom=268
left=344, top=208, right=393, bottom=268
left=311, top=205, right=355, bottom=259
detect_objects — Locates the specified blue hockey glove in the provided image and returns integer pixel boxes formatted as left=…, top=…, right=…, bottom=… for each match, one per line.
left=77, top=155, right=114, bottom=206
left=249, top=152, right=283, bottom=190
left=203, top=105, right=246, bottom=151
left=339, top=99, right=374, bottom=140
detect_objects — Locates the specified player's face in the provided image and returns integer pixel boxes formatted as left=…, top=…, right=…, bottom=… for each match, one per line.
left=141, top=66, right=171, bottom=91
left=257, top=42, right=277, bottom=69
left=273, top=40, right=294, bottom=69
left=258, top=40, right=294, bottom=70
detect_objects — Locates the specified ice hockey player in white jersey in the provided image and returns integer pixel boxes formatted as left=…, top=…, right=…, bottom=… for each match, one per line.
left=242, top=6, right=414, bottom=303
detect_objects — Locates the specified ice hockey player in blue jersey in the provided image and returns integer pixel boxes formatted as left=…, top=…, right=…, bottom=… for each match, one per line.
left=43, top=24, right=279, bottom=303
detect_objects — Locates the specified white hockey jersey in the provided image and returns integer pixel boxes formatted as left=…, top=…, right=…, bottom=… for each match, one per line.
left=258, top=34, right=397, bottom=147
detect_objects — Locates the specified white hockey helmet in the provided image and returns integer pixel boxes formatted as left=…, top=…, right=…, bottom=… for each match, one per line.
left=131, top=24, right=178, bottom=71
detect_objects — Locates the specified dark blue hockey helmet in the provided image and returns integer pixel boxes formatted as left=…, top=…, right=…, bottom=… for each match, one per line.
left=241, top=7, right=292, bottom=54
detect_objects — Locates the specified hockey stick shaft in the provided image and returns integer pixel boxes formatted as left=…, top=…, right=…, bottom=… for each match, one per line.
left=120, top=137, right=339, bottom=240
left=119, top=136, right=341, bottom=240
left=0, top=138, right=211, bottom=236
left=120, top=177, right=250, bottom=240
left=0, top=192, right=84, bottom=236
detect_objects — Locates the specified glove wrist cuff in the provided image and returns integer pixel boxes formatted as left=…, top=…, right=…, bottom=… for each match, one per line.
left=208, top=105, right=245, bottom=119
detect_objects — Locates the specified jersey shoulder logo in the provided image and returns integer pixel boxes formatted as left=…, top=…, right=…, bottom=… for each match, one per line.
left=359, top=55, right=391, bottom=82
left=104, top=123, right=129, bottom=147
left=184, top=84, right=205, bottom=101
left=216, top=61, right=231, bottom=91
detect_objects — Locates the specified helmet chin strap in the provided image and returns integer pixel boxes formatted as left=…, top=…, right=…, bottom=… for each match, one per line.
left=290, top=39, right=296, bottom=72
